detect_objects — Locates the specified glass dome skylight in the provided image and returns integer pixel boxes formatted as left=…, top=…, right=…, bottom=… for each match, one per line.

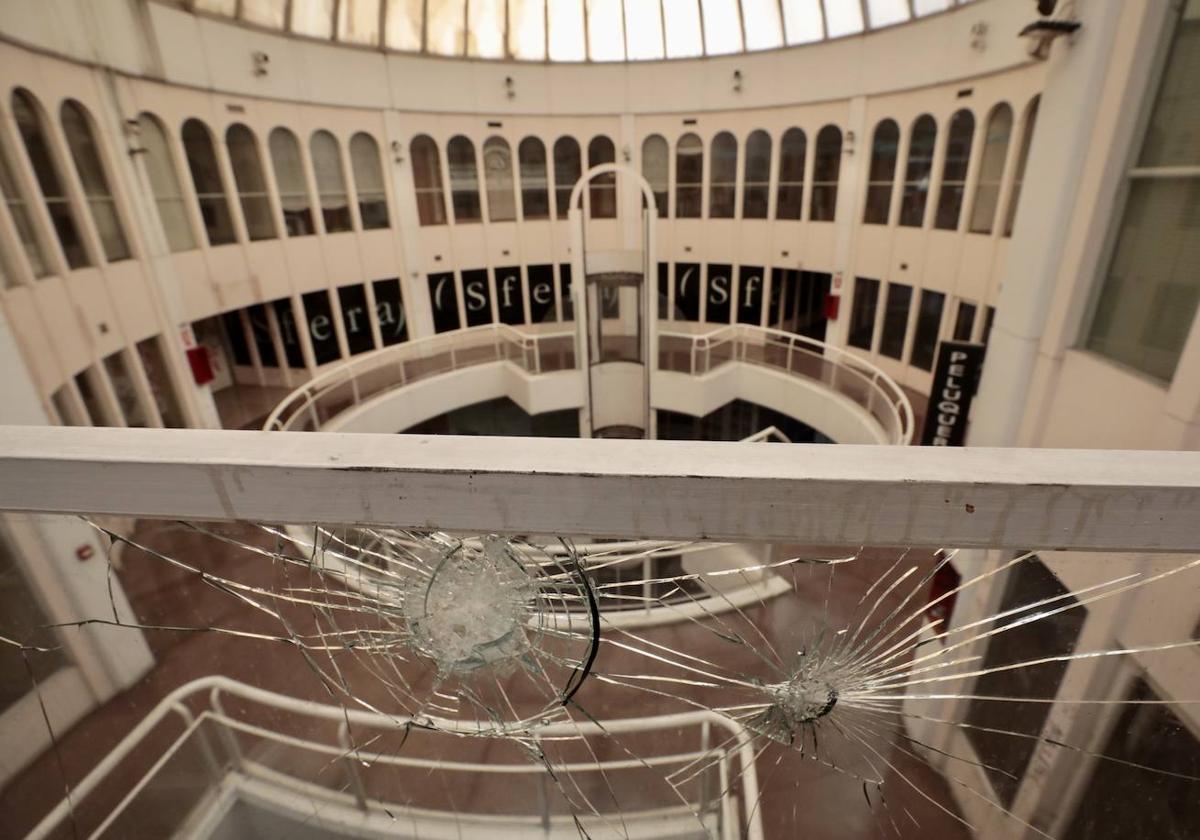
left=186, top=0, right=972, bottom=62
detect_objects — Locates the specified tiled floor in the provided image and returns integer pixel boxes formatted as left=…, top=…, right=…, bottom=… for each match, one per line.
left=0, top=520, right=969, bottom=840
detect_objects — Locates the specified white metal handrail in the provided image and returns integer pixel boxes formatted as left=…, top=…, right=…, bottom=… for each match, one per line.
left=740, top=425, right=793, bottom=443
left=658, top=324, right=915, bottom=445
left=263, top=322, right=911, bottom=445
left=26, top=675, right=763, bottom=840
left=263, top=323, right=577, bottom=432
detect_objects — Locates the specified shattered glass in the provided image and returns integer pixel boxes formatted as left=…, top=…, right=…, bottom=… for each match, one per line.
left=1, top=518, right=1199, bottom=840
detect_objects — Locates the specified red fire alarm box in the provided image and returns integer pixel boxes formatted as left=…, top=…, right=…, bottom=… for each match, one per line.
left=823, top=294, right=840, bottom=320
left=187, top=345, right=214, bottom=386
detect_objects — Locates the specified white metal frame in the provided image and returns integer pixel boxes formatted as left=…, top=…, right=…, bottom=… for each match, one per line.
left=27, top=674, right=764, bottom=840
left=3, top=427, right=1200, bottom=552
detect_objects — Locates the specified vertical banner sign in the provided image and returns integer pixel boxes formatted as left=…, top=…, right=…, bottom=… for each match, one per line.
left=527, top=265, right=555, bottom=323
left=427, top=272, right=461, bottom=333
left=920, top=341, right=986, bottom=446
left=737, top=265, right=765, bottom=324
left=272, top=298, right=305, bottom=368
left=338, top=284, right=376, bottom=355
left=371, top=278, right=408, bottom=346
left=559, top=264, right=574, bottom=321
left=705, top=264, right=732, bottom=323
left=495, top=265, right=526, bottom=325
left=462, top=269, right=493, bottom=327
left=674, top=262, right=701, bottom=321
left=301, top=290, right=341, bottom=364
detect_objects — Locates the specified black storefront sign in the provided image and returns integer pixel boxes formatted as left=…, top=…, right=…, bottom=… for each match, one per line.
left=301, top=289, right=340, bottom=365
left=674, top=262, right=700, bottom=321
left=273, top=297, right=305, bottom=368
left=372, top=278, right=408, bottom=346
left=920, top=341, right=986, bottom=447
left=246, top=304, right=278, bottom=366
left=462, top=269, right=493, bottom=327
left=559, top=263, right=574, bottom=321
left=706, top=263, right=732, bottom=323
left=528, top=264, right=555, bottom=323
left=428, top=272, right=460, bottom=333
left=337, top=284, right=376, bottom=355
left=495, top=265, right=526, bottom=325
left=737, top=265, right=765, bottom=325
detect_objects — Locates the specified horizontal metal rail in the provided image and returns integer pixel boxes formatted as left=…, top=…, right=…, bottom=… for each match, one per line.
left=658, top=323, right=914, bottom=445
left=3, top=427, right=1200, bottom=551
left=263, top=323, right=577, bottom=432
left=27, top=674, right=762, bottom=840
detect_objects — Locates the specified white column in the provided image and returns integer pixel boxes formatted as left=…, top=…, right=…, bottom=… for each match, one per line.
left=967, top=3, right=1130, bottom=446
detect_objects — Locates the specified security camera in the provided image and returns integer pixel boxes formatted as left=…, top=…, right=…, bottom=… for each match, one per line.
left=1019, top=18, right=1081, bottom=60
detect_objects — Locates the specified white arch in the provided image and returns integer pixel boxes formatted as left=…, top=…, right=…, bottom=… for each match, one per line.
left=567, top=161, right=659, bottom=218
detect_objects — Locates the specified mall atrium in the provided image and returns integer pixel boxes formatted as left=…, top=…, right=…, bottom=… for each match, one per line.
left=0, top=0, right=1198, bottom=838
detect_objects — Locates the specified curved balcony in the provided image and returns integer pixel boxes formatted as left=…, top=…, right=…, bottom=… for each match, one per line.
left=264, top=323, right=913, bottom=445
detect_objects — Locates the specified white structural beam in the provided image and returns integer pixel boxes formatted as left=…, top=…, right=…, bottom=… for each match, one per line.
left=1, top=427, right=1200, bottom=552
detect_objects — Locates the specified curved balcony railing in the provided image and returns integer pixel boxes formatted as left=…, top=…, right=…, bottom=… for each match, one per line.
left=264, top=324, right=577, bottom=432
left=264, top=322, right=912, bottom=445
left=658, top=324, right=915, bottom=445
left=28, top=676, right=763, bottom=840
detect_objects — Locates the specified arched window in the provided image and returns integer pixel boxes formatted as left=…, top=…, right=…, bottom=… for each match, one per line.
left=446, top=135, right=481, bottom=223
left=0, top=127, right=50, bottom=280
left=12, top=89, right=89, bottom=268
left=641, top=135, right=668, bottom=216
left=742, top=130, right=771, bottom=219
left=863, top=119, right=899, bottom=224
left=518, top=137, right=549, bottom=220
left=708, top=132, right=737, bottom=218
left=225, top=124, right=276, bottom=241
left=60, top=101, right=130, bottom=262
left=268, top=128, right=314, bottom=236
left=482, top=136, right=516, bottom=222
left=1005, top=96, right=1040, bottom=237
left=776, top=127, right=806, bottom=220
left=810, top=125, right=841, bottom=221
left=310, top=130, right=352, bottom=232
left=137, top=114, right=194, bottom=252
left=181, top=119, right=236, bottom=245
left=935, top=109, right=975, bottom=230
left=899, top=115, right=937, bottom=227
left=675, top=133, right=703, bottom=219
left=969, top=104, right=1013, bottom=234
left=587, top=136, right=616, bottom=219
left=349, top=132, right=389, bottom=230
left=410, top=134, right=446, bottom=226
left=553, top=136, right=581, bottom=220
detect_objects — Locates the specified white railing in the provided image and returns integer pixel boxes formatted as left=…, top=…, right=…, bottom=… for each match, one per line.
left=8, top=428, right=1199, bottom=550
left=263, top=323, right=577, bottom=432
left=740, top=425, right=793, bottom=443
left=658, top=324, right=915, bottom=445
left=263, top=322, right=912, bottom=445
left=27, top=676, right=763, bottom=840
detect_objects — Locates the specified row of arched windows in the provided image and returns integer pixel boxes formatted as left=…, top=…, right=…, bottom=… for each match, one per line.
left=155, top=119, right=390, bottom=249
left=411, top=133, right=620, bottom=226
left=0, top=86, right=393, bottom=287
left=0, top=88, right=1040, bottom=287
left=410, top=126, right=845, bottom=226
left=863, top=97, right=1040, bottom=236
left=0, top=89, right=131, bottom=286
left=646, top=127, right=839, bottom=221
